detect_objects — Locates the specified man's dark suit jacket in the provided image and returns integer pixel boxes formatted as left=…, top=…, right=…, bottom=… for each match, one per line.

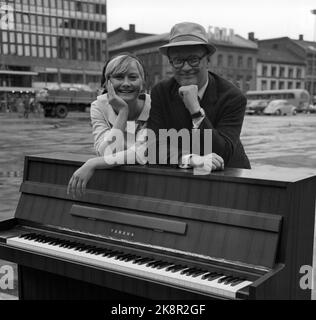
left=147, top=72, right=251, bottom=169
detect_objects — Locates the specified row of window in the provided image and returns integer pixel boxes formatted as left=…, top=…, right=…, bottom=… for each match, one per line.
left=13, top=13, right=106, bottom=33
left=261, top=65, right=302, bottom=78
left=0, top=73, right=101, bottom=87
left=1, top=37, right=106, bottom=61
left=213, top=54, right=254, bottom=69
left=260, top=80, right=302, bottom=90
left=35, top=73, right=100, bottom=84
left=9, top=0, right=106, bottom=15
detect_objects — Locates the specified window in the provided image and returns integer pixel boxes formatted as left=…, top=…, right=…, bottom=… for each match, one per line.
left=17, top=33, right=23, bottom=43
left=30, top=15, right=36, bottom=25
left=288, top=68, right=293, bottom=78
left=57, top=0, right=63, bottom=9
left=64, top=1, right=69, bottom=11
left=279, top=67, right=285, bottom=77
left=2, top=44, right=9, bottom=54
left=296, top=82, right=301, bottom=89
left=271, top=81, right=276, bottom=90
left=271, top=66, right=277, bottom=77
left=228, top=55, right=233, bottom=67
left=17, top=45, right=23, bottom=55
left=9, top=32, right=15, bottom=43
left=31, top=34, right=37, bottom=44
left=37, top=15, right=43, bottom=25
left=2, top=31, right=8, bottom=42
left=217, top=54, right=223, bottom=67
left=47, top=73, right=58, bottom=82
left=279, top=81, right=284, bottom=89
left=38, top=35, right=44, bottom=45
left=31, top=46, right=37, bottom=56
left=261, top=80, right=267, bottom=90
left=45, top=47, right=51, bottom=58
left=296, top=68, right=302, bottom=78
left=61, top=74, right=71, bottom=83
left=38, top=47, right=44, bottom=57
left=247, top=57, right=253, bottom=69
left=288, top=81, right=293, bottom=89
left=262, top=65, right=268, bottom=76
left=24, top=33, right=30, bottom=44
left=237, top=56, right=243, bottom=68
left=22, top=14, right=29, bottom=24
left=25, top=46, right=30, bottom=56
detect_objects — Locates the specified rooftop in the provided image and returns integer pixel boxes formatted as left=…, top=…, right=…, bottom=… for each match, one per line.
left=109, top=32, right=258, bottom=52
left=258, top=47, right=305, bottom=65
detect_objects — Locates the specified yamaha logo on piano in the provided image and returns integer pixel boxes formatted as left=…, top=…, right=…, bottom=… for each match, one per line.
left=111, top=228, right=135, bottom=239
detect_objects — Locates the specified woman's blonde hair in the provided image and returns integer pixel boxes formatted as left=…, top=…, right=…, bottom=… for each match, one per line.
left=101, top=53, right=146, bottom=91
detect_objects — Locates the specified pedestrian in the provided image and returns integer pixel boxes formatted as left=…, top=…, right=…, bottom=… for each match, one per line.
left=147, top=22, right=251, bottom=169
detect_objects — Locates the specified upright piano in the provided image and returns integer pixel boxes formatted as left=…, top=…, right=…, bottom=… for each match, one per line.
left=0, top=152, right=315, bottom=300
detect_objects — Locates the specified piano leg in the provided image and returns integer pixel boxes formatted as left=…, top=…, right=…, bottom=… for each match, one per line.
left=17, top=266, right=143, bottom=300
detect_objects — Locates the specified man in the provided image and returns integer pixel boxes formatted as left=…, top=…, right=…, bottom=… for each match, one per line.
left=147, top=22, right=251, bottom=170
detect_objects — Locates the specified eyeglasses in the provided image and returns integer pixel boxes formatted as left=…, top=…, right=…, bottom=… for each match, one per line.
left=169, top=53, right=208, bottom=69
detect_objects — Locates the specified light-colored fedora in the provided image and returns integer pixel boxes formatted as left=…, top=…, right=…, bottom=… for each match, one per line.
left=159, top=22, right=216, bottom=56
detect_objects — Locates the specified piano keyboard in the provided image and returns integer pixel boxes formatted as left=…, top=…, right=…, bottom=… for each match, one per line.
left=7, top=233, right=252, bottom=299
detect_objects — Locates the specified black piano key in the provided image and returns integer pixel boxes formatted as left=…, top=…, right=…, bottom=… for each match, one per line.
left=191, top=269, right=208, bottom=277
left=201, top=272, right=223, bottom=281
left=107, top=251, right=124, bottom=258
left=230, top=278, right=247, bottom=287
left=156, top=262, right=174, bottom=270
left=166, top=265, right=187, bottom=273
left=146, top=260, right=162, bottom=267
left=217, top=276, right=233, bottom=284
left=135, top=258, right=155, bottom=265
left=180, top=267, right=195, bottom=275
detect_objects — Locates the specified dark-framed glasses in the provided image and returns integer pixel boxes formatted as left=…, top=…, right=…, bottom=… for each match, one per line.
left=169, top=53, right=208, bottom=69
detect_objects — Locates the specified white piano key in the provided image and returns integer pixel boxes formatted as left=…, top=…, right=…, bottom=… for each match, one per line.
left=7, top=235, right=252, bottom=298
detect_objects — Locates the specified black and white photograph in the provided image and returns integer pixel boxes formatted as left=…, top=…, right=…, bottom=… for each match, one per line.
left=0, top=0, right=316, bottom=308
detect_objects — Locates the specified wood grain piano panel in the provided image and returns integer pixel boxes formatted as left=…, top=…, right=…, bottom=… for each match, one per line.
left=1, top=152, right=315, bottom=299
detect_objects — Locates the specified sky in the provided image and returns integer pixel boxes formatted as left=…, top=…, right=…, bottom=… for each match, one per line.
left=107, top=0, right=316, bottom=42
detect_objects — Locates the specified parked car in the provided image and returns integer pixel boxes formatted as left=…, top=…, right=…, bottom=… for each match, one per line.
left=246, top=99, right=270, bottom=115
left=263, top=99, right=297, bottom=116
left=302, top=104, right=316, bottom=114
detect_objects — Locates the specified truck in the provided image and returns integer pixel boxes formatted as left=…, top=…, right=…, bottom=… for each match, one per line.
left=36, top=87, right=98, bottom=118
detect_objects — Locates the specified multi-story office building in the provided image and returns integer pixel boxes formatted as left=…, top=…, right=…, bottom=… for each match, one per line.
left=256, top=47, right=306, bottom=91
left=109, top=27, right=258, bottom=93
left=0, top=0, right=107, bottom=94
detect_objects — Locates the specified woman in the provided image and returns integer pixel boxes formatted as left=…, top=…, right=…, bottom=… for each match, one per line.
left=67, top=53, right=225, bottom=198
left=67, top=53, right=150, bottom=198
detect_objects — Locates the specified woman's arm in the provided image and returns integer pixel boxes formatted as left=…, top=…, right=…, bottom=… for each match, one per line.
left=67, top=146, right=141, bottom=199
left=91, top=82, right=129, bottom=156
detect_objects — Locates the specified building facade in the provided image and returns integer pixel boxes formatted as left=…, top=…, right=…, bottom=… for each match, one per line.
left=0, top=0, right=107, bottom=93
left=256, top=47, right=306, bottom=91
left=109, top=28, right=258, bottom=93
left=258, top=36, right=316, bottom=97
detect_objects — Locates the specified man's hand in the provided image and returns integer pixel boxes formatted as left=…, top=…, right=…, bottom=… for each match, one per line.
left=178, top=85, right=200, bottom=114
left=67, top=160, right=95, bottom=198
left=190, top=153, right=224, bottom=173
left=107, top=80, right=128, bottom=113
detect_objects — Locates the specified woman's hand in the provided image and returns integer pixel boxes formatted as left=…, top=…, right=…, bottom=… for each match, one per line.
left=67, top=160, right=95, bottom=198
left=107, top=80, right=128, bottom=112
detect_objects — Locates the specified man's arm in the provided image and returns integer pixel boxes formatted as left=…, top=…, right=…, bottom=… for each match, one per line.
left=198, top=93, right=247, bottom=164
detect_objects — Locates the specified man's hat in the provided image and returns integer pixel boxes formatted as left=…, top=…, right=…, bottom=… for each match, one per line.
left=159, top=22, right=216, bottom=56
